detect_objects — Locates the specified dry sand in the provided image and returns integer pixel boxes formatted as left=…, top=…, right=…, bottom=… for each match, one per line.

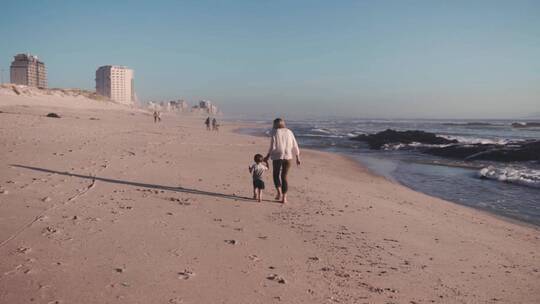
left=0, top=94, right=539, bottom=303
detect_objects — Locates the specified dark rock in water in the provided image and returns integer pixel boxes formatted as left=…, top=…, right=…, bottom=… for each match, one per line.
left=351, top=129, right=457, bottom=149
left=512, top=122, right=540, bottom=128
left=424, top=141, right=540, bottom=162
left=350, top=129, right=540, bottom=163
left=423, top=144, right=493, bottom=159
left=46, top=113, right=61, bottom=118
left=467, top=141, right=540, bottom=162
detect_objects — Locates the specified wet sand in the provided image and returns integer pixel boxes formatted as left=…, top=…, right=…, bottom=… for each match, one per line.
left=0, top=94, right=539, bottom=303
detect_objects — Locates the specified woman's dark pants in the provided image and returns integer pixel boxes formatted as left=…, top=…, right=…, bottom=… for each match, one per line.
left=272, top=159, right=291, bottom=194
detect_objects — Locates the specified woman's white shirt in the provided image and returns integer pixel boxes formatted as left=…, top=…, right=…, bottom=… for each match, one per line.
left=268, top=128, right=300, bottom=160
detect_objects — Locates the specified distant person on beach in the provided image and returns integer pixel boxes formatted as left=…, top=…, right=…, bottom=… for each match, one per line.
left=248, top=153, right=268, bottom=202
left=205, top=117, right=211, bottom=130
left=212, top=118, right=219, bottom=131
left=264, top=118, right=301, bottom=204
left=153, top=111, right=161, bottom=123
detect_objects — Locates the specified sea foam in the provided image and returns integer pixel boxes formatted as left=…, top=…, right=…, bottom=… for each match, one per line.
left=478, top=166, right=540, bottom=189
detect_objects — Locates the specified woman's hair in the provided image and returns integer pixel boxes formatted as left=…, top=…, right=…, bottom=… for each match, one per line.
left=273, top=118, right=286, bottom=129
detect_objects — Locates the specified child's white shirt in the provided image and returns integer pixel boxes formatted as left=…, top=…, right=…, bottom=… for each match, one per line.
left=249, top=163, right=268, bottom=180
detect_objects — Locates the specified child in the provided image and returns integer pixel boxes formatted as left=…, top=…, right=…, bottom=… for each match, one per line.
left=248, top=154, right=268, bottom=202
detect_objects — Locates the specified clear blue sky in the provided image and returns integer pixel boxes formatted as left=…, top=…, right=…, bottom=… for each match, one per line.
left=1, top=0, right=539, bottom=118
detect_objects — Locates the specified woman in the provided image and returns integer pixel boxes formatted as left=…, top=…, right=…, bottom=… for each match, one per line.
left=264, top=118, right=301, bottom=203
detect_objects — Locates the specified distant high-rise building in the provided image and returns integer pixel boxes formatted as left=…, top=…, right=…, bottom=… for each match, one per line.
left=95, top=65, right=134, bottom=104
left=10, top=53, right=47, bottom=88
left=198, top=100, right=218, bottom=114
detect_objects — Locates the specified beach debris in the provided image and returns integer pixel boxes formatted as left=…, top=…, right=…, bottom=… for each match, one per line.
left=42, top=196, right=52, bottom=202
left=308, top=256, right=319, bottom=261
left=266, top=273, right=286, bottom=284
left=114, top=267, right=125, bottom=273
left=46, top=112, right=61, bottom=118
left=178, top=269, right=195, bottom=280
left=224, top=239, right=238, bottom=245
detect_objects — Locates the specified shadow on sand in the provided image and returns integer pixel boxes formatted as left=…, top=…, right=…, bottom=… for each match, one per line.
left=11, top=164, right=256, bottom=203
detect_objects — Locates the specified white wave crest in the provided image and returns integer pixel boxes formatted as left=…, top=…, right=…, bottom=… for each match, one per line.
left=312, top=128, right=334, bottom=134
left=478, top=166, right=540, bottom=188
left=439, top=135, right=512, bottom=145
left=382, top=142, right=453, bottom=151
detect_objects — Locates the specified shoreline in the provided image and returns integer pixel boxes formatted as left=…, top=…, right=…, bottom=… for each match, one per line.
left=1, top=100, right=539, bottom=303
left=233, top=124, right=540, bottom=229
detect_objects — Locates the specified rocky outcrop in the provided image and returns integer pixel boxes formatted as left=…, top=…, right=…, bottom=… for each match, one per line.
left=351, top=129, right=540, bottom=162
left=423, top=141, right=540, bottom=162
left=512, top=122, right=540, bottom=128
left=351, top=129, right=457, bottom=149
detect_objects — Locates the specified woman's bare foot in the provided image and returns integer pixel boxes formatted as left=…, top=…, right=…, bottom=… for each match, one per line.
left=281, top=194, right=288, bottom=204
left=275, top=188, right=282, bottom=201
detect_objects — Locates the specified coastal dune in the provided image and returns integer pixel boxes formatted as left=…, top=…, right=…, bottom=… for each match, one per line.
left=0, top=96, right=539, bottom=303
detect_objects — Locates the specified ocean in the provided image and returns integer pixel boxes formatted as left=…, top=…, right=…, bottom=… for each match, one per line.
left=236, top=118, right=540, bottom=226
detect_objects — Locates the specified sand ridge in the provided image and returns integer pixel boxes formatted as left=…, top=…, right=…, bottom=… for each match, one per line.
left=0, top=97, right=539, bottom=303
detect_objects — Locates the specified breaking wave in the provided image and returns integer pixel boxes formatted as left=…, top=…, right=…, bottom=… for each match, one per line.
left=478, top=166, right=540, bottom=189
left=439, top=135, right=513, bottom=145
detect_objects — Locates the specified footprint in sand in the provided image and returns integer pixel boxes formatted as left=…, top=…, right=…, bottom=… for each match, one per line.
left=266, top=273, right=286, bottom=284
left=42, top=226, right=59, bottom=236
left=248, top=254, right=260, bottom=261
left=177, top=269, right=195, bottom=280
left=16, top=247, right=31, bottom=254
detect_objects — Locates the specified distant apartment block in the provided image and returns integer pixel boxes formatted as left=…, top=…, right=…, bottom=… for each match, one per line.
left=95, top=65, right=134, bottom=104
left=10, top=53, right=47, bottom=88
left=198, top=100, right=219, bottom=114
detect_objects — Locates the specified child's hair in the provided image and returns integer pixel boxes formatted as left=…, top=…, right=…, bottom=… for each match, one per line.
left=254, top=153, right=264, bottom=163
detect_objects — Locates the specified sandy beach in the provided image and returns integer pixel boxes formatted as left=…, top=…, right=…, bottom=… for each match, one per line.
left=0, top=94, right=539, bottom=304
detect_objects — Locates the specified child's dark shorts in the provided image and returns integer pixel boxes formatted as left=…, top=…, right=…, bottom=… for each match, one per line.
left=253, top=179, right=265, bottom=190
